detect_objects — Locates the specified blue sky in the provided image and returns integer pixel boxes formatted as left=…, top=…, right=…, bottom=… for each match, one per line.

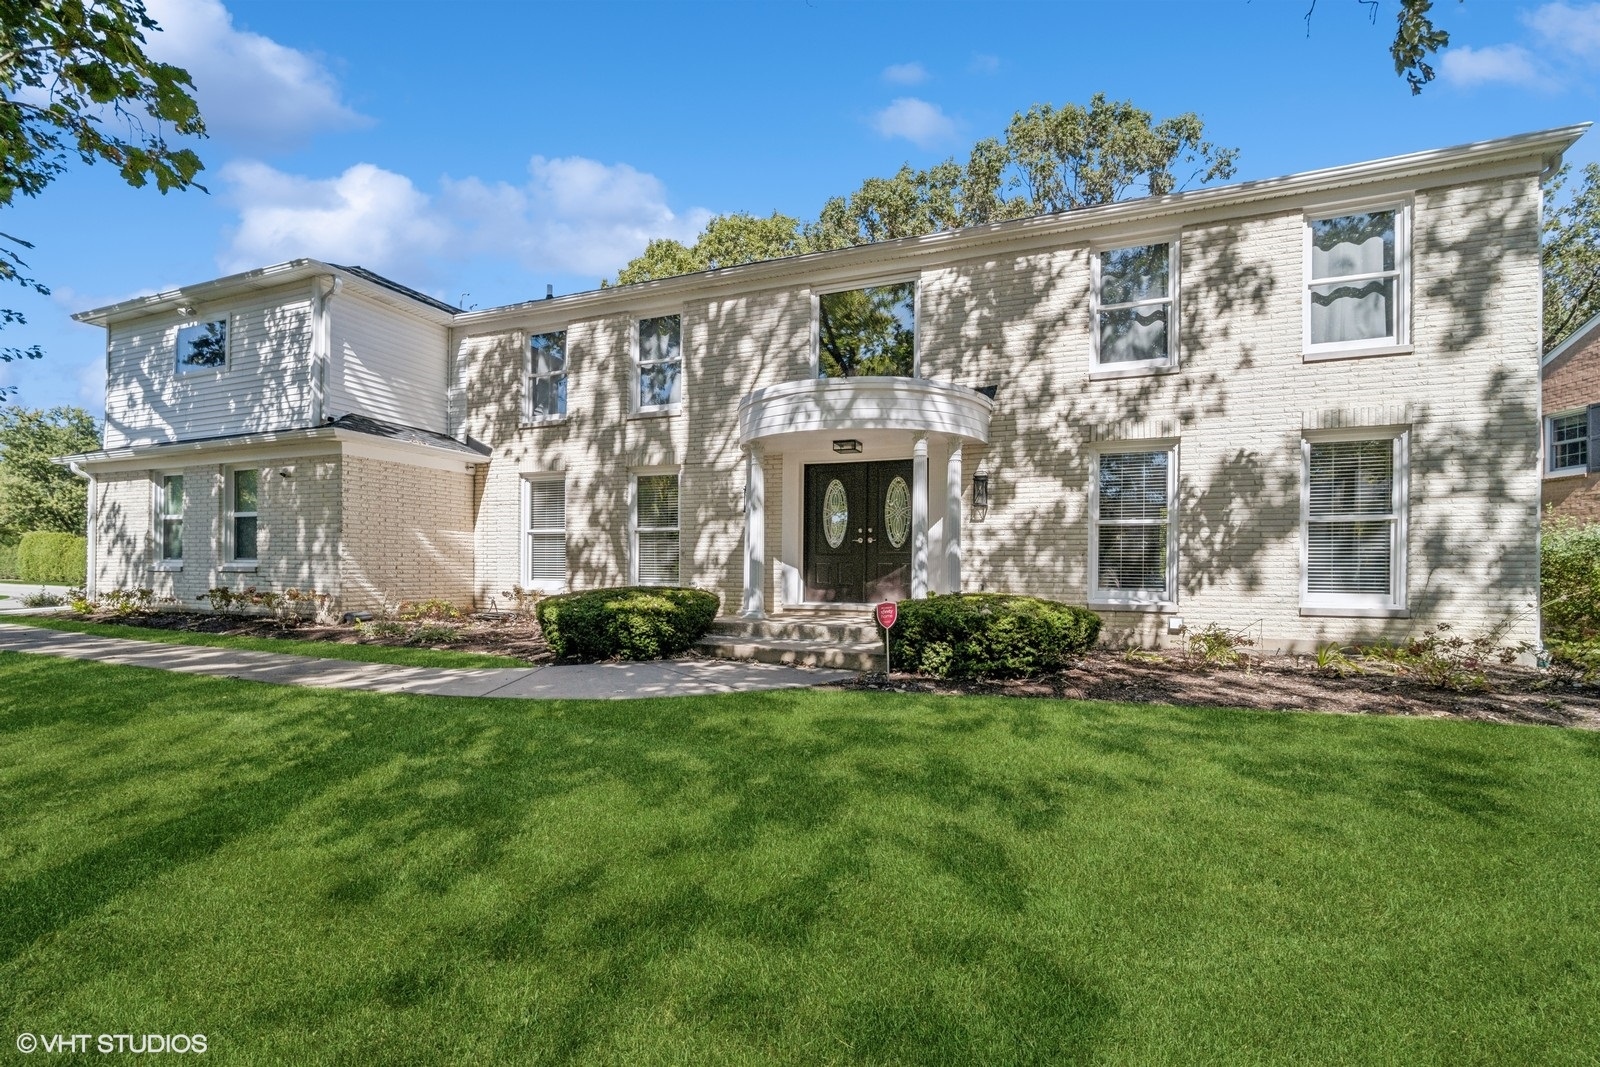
left=6, top=0, right=1598, bottom=414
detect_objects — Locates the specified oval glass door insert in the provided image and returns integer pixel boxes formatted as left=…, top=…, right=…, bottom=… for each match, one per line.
left=823, top=479, right=849, bottom=548
left=885, top=476, right=911, bottom=548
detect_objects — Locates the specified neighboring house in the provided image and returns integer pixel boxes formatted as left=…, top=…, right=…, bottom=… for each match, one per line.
left=62, top=125, right=1587, bottom=653
left=1541, top=311, right=1600, bottom=520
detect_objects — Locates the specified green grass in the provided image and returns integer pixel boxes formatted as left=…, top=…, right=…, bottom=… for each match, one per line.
left=1, top=613, right=525, bottom=668
left=2, top=654, right=1597, bottom=1065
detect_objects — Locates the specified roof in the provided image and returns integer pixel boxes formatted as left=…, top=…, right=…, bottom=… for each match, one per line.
left=327, top=413, right=487, bottom=457
left=328, top=265, right=462, bottom=316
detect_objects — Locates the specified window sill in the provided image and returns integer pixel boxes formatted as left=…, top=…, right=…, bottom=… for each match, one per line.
left=1544, top=467, right=1589, bottom=480
left=1303, top=343, right=1414, bottom=363
left=1090, top=599, right=1178, bottom=614
left=1299, top=604, right=1409, bottom=619
left=221, top=561, right=258, bottom=573
left=520, top=415, right=570, bottom=429
left=153, top=560, right=183, bottom=572
left=629, top=407, right=682, bottom=421
left=1088, top=362, right=1177, bottom=382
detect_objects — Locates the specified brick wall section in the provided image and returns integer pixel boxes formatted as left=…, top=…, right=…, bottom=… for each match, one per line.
left=1541, top=323, right=1600, bottom=520
left=338, top=455, right=474, bottom=612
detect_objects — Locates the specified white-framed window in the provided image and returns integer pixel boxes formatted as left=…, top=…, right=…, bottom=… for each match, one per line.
left=155, top=473, right=183, bottom=563
left=524, top=330, right=567, bottom=422
left=522, top=478, right=567, bottom=592
left=1303, top=204, right=1410, bottom=357
left=176, top=319, right=228, bottom=374
left=1547, top=409, right=1590, bottom=476
left=1089, top=445, right=1177, bottom=606
left=227, top=468, right=260, bottom=563
left=636, top=315, right=682, bottom=411
left=1302, top=433, right=1408, bottom=614
left=815, top=279, right=917, bottom=378
left=633, top=472, right=680, bottom=586
left=1092, top=240, right=1176, bottom=372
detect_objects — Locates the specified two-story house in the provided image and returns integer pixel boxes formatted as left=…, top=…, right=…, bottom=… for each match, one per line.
left=62, top=125, right=1587, bottom=654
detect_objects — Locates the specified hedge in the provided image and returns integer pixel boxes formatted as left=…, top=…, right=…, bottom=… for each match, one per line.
left=0, top=543, right=18, bottom=580
left=881, top=593, right=1102, bottom=679
left=1543, top=517, right=1600, bottom=643
left=17, top=532, right=86, bottom=585
left=535, top=586, right=719, bottom=661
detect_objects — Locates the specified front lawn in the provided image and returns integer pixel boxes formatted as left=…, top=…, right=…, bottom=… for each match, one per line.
left=1, top=653, right=1596, bottom=1064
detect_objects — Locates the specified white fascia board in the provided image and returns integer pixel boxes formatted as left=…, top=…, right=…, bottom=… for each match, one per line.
left=54, top=426, right=479, bottom=474
left=1543, top=309, right=1600, bottom=369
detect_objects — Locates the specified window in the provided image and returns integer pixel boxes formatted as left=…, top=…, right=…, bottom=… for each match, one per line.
left=1093, top=242, right=1175, bottom=369
left=634, top=473, right=680, bottom=586
left=1303, top=436, right=1406, bottom=612
left=637, top=315, right=682, bottom=410
left=523, top=479, right=567, bottom=592
left=1548, top=410, right=1590, bottom=475
left=156, top=474, right=183, bottom=562
left=817, top=281, right=916, bottom=378
left=525, top=331, right=567, bottom=421
left=1304, top=207, right=1408, bottom=355
left=1090, top=447, right=1176, bottom=605
left=176, top=319, right=228, bottom=373
left=228, top=468, right=259, bottom=562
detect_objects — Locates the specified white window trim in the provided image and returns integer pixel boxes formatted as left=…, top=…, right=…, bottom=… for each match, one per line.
left=1300, top=428, right=1409, bottom=617
left=1089, top=237, right=1180, bottom=376
left=810, top=275, right=922, bottom=380
left=153, top=471, right=183, bottom=570
left=1302, top=200, right=1412, bottom=361
left=633, top=314, right=684, bottom=415
left=1087, top=441, right=1179, bottom=610
left=174, top=316, right=231, bottom=376
left=630, top=468, right=681, bottom=587
left=523, top=328, right=569, bottom=426
left=1545, top=407, right=1589, bottom=478
left=225, top=466, right=260, bottom=567
left=520, top=475, right=568, bottom=594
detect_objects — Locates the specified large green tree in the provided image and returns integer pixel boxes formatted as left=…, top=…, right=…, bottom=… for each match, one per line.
left=1543, top=163, right=1600, bottom=352
left=0, top=404, right=99, bottom=538
left=609, top=211, right=808, bottom=286
left=0, top=0, right=205, bottom=391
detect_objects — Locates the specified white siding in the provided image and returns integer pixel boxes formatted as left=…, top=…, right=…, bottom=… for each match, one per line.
left=327, top=290, right=449, bottom=431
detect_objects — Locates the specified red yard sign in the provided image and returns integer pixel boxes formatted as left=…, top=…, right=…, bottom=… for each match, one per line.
left=875, top=601, right=898, bottom=629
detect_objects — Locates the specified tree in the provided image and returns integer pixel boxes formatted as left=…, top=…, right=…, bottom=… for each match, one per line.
left=1304, top=0, right=1455, bottom=95
left=0, top=404, right=99, bottom=539
left=0, top=1, right=206, bottom=391
left=1543, top=163, right=1600, bottom=352
left=609, top=211, right=807, bottom=285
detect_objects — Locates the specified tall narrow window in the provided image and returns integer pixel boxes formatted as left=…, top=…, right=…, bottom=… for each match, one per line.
left=157, top=474, right=183, bottom=562
left=526, top=330, right=567, bottom=421
left=635, top=473, right=680, bottom=586
left=229, top=468, right=259, bottom=562
left=1305, top=208, right=1407, bottom=354
left=637, top=315, right=682, bottom=410
left=176, top=319, right=228, bottom=373
left=524, top=479, right=567, bottom=592
left=1548, top=410, right=1589, bottom=474
left=817, top=282, right=916, bottom=378
left=1094, top=243, right=1174, bottom=368
left=1304, top=437, right=1405, bottom=610
left=1091, top=449, right=1175, bottom=604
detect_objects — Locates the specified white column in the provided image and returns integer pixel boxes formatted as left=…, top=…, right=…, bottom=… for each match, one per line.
left=945, top=440, right=963, bottom=593
left=911, top=434, right=929, bottom=599
left=742, top=444, right=765, bottom=618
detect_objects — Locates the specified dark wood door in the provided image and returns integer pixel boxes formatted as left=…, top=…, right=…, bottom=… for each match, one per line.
left=804, top=460, right=913, bottom=602
left=865, top=460, right=913, bottom=602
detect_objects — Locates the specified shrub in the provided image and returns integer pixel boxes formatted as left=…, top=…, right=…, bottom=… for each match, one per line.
left=21, top=589, right=65, bottom=607
left=397, top=598, right=462, bottom=621
left=1543, top=517, right=1600, bottom=643
left=883, top=593, right=1101, bottom=679
left=535, top=586, right=719, bottom=661
left=16, top=531, right=85, bottom=585
left=1185, top=623, right=1253, bottom=668
left=0, top=542, right=18, bottom=579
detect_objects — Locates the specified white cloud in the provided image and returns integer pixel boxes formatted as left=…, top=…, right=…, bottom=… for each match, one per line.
left=881, top=62, right=929, bottom=86
left=1439, top=43, right=1546, bottom=89
left=1439, top=2, right=1600, bottom=91
left=968, top=53, right=1000, bottom=74
left=1525, top=2, right=1600, bottom=56
left=144, top=0, right=368, bottom=148
left=870, top=97, right=957, bottom=148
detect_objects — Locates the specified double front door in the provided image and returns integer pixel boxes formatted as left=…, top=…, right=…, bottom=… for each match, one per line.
left=804, top=460, right=913, bottom=603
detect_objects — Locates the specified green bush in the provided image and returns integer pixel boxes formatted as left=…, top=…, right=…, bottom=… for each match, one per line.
left=0, top=542, right=18, bottom=580
left=883, top=593, right=1102, bottom=679
left=535, top=586, right=719, bottom=661
left=1543, top=518, right=1600, bottom=643
left=16, top=531, right=86, bottom=585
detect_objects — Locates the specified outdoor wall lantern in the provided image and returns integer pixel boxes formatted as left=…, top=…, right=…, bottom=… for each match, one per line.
left=832, top=439, right=862, bottom=454
left=972, top=470, right=990, bottom=508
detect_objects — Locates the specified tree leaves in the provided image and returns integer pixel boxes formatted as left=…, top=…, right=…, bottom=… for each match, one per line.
left=1543, top=163, right=1600, bottom=352
left=0, top=404, right=100, bottom=539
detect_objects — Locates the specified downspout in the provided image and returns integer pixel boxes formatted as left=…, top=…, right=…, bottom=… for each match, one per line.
left=67, top=461, right=95, bottom=600
left=310, top=275, right=343, bottom=426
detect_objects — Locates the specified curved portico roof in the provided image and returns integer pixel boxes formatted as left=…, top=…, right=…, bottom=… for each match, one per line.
left=737, top=377, right=994, bottom=448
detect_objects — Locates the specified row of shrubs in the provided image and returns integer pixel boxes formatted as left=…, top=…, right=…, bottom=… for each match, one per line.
left=2, top=532, right=86, bottom=585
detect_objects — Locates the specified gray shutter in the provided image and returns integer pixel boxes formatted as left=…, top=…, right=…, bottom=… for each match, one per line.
left=1587, top=404, right=1600, bottom=475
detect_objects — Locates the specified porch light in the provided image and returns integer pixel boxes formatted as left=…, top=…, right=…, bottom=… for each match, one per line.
left=832, top=439, right=862, bottom=454
left=972, top=470, right=989, bottom=508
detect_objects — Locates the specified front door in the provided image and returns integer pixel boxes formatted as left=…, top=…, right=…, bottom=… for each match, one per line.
left=803, top=460, right=914, bottom=603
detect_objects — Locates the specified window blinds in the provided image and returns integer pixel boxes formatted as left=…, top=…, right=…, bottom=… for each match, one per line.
left=1096, top=451, right=1169, bottom=593
left=526, top=481, right=566, bottom=587
left=1306, top=440, right=1394, bottom=596
left=636, top=474, right=680, bottom=585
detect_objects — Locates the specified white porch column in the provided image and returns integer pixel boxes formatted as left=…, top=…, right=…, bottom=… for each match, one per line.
left=911, top=434, right=929, bottom=599
left=742, top=444, right=766, bottom=618
left=945, top=440, right=963, bottom=593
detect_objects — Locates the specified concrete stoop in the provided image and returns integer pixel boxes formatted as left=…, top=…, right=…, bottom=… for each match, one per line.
left=697, top=613, right=884, bottom=672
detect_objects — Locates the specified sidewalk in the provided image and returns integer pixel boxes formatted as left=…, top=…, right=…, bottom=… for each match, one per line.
left=0, top=582, right=73, bottom=614
left=0, top=622, right=854, bottom=699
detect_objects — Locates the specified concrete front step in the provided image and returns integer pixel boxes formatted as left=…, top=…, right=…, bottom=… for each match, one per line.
left=695, top=634, right=882, bottom=672
left=709, top=615, right=881, bottom=644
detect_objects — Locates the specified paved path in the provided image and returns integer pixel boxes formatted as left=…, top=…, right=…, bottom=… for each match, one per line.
left=0, top=622, right=854, bottom=699
left=0, top=582, right=73, bottom=614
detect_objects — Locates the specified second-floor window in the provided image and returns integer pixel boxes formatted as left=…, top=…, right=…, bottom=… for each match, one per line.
left=229, top=468, right=259, bottom=562
left=637, top=315, right=682, bottom=410
left=817, top=281, right=916, bottom=378
left=526, top=330, right=567, bottom=421
left=157, top=474, right=183, bottom=561
left=176, top=319, right=228, bottom=374
left=1094, top=242, right=1175, bottom=370
left=1305, top=207, right=1409, bottom=356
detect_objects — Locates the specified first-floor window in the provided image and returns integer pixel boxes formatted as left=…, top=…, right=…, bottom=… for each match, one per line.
left=1091, top=447, right=1175, bottom=604
left=229, top=468, right=259, bottom=562
left=634, top=473, right=680, bottom=586
left=524, top=479, right=567, bottom=591
left=1304, top=436, right=1406, bottom=611
left=1548, top=410, right=1589, bottom=474
left=157, top=473, right=183, bottom=561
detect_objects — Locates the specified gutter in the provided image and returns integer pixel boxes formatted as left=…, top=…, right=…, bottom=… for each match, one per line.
left=65, top=460, right=95, bottom=599
left=310, top=275, right=343, bottom=425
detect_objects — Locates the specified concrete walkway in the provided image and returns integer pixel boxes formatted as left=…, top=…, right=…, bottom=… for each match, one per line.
left=0, top=621, right=855, bottom=699
left=0, top=582, right=73, bottom=613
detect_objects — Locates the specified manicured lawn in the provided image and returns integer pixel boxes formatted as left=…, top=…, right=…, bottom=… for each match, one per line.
left=1, top=613, right=524, bottom=668
left=1, top=653, right=1596, bottom=1065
